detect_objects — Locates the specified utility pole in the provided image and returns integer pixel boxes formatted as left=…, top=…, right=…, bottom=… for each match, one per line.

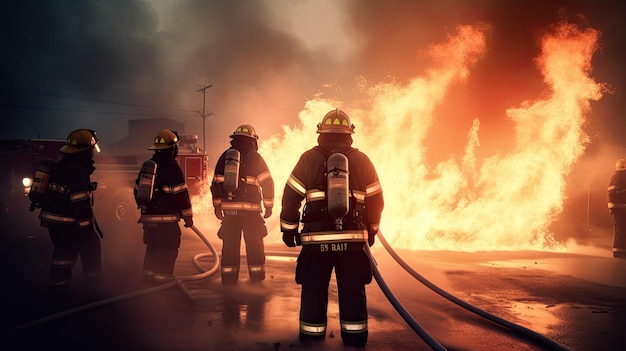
left=197, top=84, right=213, bottom=153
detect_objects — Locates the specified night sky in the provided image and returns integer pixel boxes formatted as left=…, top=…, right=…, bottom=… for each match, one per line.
left=1, top=0, right=624, bottom=163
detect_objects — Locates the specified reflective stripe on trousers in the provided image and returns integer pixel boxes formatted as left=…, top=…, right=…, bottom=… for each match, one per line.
left=300, top=321, right=326, bottom=336
left=221, top=266, right=239, bottom=275
left=248, top=264, right=264, bottom=273
left=341, top=319, right=368, bottom=334
left=153, top=273, right=173, bottom=282
left=51, top=259, right=74, bottom=267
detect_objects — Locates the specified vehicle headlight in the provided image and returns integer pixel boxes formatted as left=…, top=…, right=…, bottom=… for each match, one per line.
left=22, top=177, right=33, bottom=187
left=23, top=177, right=33, bottom=196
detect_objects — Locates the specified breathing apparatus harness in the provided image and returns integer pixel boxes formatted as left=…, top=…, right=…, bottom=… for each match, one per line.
left=136, top=148, right=184, bottom=212
left=301, top=146, right=364, bottom=231
left=30, top=156, right=103, bottom=237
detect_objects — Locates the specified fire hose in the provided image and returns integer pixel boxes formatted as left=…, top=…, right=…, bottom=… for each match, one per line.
left=364, top=243, right=448, bottom=351
left=6, top=225, right=219, bottom=334
left=374, top=231, right=572, bottom=351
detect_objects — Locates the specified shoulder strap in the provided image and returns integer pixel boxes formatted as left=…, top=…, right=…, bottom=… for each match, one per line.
left=312, top=145, right=330, bottom=158
left=314, top=145, right=358, bottom=157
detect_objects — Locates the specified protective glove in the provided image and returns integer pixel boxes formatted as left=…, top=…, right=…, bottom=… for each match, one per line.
left=214, top=206, right=224, bottom=220
left=183, top=216, right=193, bottom=228
left=263, top=207, right=272, bottom=219
left=367, top=227, right=378, bottom=247
left=282, top=230, right=300, bottom=247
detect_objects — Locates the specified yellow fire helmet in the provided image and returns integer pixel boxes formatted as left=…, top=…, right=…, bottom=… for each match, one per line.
left=149, top=129, right=180, bottom=150
left=317, top=109, right=355, bottom=134
left=60, top=129, right=100, bottom=154
left=230, top=123, right=259, bottom=140
left=616, top=159, right=626, bottom=171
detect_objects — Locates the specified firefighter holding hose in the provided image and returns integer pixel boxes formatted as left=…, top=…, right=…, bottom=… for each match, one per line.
left=134, top=129, right=194, bottom=284
left=608, top=158, right=626, bottom=258
left=280, top=109, right=384, bottom=347
left=210, top=123, right=274, bottom=285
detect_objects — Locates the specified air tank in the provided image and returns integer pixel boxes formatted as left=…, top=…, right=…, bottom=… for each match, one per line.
left=223, top=148, right=241, bottom=194
left=327, top=152, right=350, bottom=223
left=136, top=159, right=157, bottom=209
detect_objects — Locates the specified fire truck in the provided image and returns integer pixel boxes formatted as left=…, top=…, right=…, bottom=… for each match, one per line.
left=0, top=135, right=208, bottom=228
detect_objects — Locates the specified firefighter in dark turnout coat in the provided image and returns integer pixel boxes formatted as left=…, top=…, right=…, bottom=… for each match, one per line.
left=136, top=129, right=193, bottom=283
left=608, top=158, right=626, bottom=258
left=210, top=123, right=274, bottom=284
left=38, top=128, right=102, bottom=300
left=280, top=109, right=384, bottom=347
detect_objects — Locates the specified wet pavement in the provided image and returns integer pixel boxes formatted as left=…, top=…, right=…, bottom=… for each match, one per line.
left=1, top=214, right=626, bottom=351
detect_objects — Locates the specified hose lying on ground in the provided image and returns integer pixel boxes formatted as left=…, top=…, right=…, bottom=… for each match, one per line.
left=376, top=231, right=572, bottom=351
left=364, top=244, right=448, bottom=351
left=5, top=225, right=219, bottom=334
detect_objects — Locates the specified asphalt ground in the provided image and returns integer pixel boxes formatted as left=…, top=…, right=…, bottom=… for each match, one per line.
left=1, top=212, right=626, bottom=351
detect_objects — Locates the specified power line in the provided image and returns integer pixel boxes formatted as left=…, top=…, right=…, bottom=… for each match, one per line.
left=0, top=89, right=197, bottom=113
left=0, top=102, right=198, bottom=118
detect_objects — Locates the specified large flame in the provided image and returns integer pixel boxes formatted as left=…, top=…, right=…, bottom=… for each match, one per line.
left=194, top=23, right=604, bottom=252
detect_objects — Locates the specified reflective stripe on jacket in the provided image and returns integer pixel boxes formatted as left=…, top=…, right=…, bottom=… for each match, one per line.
left=300, top=230, right=368, bottom=244
left=40, top=210, right=93, bottom=227
left=138, top=214, right=181, bottom=223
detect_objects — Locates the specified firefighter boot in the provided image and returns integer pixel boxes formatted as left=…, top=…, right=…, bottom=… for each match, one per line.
left=249, top=264, right=265, bottom=283
left=299, top=332, right=325, bottom=345
left=221, top=265, right=240, bottom=285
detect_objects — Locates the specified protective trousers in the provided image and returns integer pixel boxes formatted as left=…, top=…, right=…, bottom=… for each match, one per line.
left=295, top=247, right=372, bottom=347
left=217, top=211, right=268, bottom=284
left=142, top=222, right=181, bottom=282
left=48, top=224, right=102, bottom=296
left=613, top=208, right=626, bottom=258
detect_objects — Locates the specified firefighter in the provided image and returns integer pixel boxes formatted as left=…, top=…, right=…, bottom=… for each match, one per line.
left=210, top=123, right=274, bottom=285
left=38, top=128, right=102, bottom=301
left=280, top=109, right=384, bottom=347
left=135, top=129, right=194, bottom=283
left=608, top=158, right=626, bottom=258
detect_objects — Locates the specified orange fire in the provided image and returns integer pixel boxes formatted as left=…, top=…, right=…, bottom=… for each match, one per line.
left=194, top=23, right=605, bottom=252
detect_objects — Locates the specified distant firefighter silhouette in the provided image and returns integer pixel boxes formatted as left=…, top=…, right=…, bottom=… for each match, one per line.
left=608, top=158, right=626, bottom=258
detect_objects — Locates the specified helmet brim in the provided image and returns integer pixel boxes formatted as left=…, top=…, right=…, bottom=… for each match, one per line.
left=60, top=145, right=91, bottom=154
left=229, top=134, right=258, bottom=139
left=316, top=129, right=355, bottom=134
left=149, top=144, right=176, bottom=150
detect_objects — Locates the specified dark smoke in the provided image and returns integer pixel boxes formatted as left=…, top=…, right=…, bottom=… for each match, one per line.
left=0, top=0, right=340, bottom=163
